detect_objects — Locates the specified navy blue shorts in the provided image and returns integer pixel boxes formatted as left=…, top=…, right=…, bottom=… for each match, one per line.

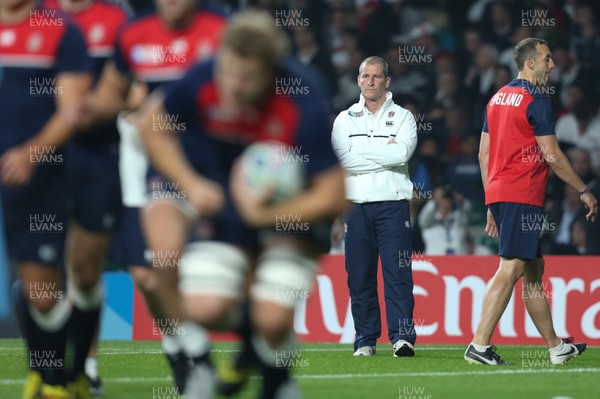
left=109, top=206, right=148, bottom=267
left=65, top=144, right=121, bottom=233
left=488, top=202, right=543, bottom=260
left=1, top=167, right=67, bottom=266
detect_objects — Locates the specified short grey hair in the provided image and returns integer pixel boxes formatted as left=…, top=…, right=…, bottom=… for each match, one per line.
left=358, top=56, right=389, bottom=77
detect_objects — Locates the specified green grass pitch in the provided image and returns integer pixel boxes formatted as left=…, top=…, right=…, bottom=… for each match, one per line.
left=0, top=340, right=598, bottom=398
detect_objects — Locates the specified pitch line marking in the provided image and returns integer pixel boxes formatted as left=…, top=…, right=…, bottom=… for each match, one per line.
left=1, top=367, right=599, bottom=385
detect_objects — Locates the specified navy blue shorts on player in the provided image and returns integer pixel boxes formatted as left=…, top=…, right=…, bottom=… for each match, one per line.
left=109, top=206, right=148, bottom=267
left=488, top=202, right=543, bottom=260
left=1, top=167, right=67, bottom=266
left=65, top=144, right=121, bottom=233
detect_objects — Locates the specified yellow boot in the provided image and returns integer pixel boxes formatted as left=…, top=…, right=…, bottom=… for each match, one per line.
left=21, top=371, right=42, bottom=399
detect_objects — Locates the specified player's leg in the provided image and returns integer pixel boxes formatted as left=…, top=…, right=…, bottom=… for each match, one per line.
left=64, top=145, right=121, bottom=396
left=85, top=322, right=102, bottom=396
left=118, top=202, right=189, bottom=393
left=472, top=256, right=526, bottom=345
left=344, top=203, right=380, bottom=355
left=66, top=224, right=109, bottom=396
left=4, top=173, right=72, bottom=398
left=375, top=200, right=416, bottom=357
left=142, top=199, right=190, bottom=321
left=249, top=243, right=317, bottom=399
left=523, top=257, right=586, bottom=364
left=142, top=195, right=205, bottom=394
left=466, top=202, right=539, bottom=365
left=178, top=241, right=250, bottom=399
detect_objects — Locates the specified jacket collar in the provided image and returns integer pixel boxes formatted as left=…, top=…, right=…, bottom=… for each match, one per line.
left=351, top=91, right=393, bottom=114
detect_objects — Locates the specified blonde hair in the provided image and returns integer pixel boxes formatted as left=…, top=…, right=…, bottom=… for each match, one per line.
left=221, top=10, right=289, bottom=66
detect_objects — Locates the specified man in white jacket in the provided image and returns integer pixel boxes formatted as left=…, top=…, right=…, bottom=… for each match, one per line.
left=331, top=56, right=418, bottom=357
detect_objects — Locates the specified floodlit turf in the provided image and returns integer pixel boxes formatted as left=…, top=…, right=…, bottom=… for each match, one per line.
left=0, top=339, right=598, bottom=398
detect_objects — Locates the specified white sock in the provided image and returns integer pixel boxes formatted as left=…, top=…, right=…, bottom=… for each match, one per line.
left=69, top=281, right=103, bottom=311
left=85, top=357, right=98, bottom=380
left=470, top=342, right=490, bottom=352
left=179, top=321, right=209, bottom=359
left=549, top=341, right=565, bottom=353
left=161, top=334, right=182, bottom=355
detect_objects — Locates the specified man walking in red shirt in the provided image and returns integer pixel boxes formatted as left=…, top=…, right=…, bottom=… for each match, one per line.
left=465, top=38, right=597, bottom=365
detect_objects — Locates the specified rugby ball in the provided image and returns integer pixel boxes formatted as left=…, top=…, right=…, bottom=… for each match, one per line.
left=238, top=141, right=305, bottom=203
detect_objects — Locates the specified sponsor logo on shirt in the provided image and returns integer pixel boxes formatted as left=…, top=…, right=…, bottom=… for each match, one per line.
left=348, top=110, right=363, bottom=117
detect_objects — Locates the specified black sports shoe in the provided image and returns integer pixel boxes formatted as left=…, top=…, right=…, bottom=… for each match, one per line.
left=88, top=376, right=104, bottom=396
left=166, top=352, right=190, bottom=394
left=464, top=344, right=511, bottom=365
left=217, top=359, right=250, bottom=397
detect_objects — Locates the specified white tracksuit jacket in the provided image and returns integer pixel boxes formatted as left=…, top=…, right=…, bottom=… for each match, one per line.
left=331, top=92, right=417, bottom=203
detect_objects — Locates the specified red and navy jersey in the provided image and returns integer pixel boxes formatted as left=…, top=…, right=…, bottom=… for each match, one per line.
left=43, top=0, right=128, bottom=149
left=162, top=59, right=338, bottom=179
left=0, top=7, right=91, bottom=154
left=113, top=9, right=225, bottom=92
left=483, top=78, right=555, bottom=207
left=43, top=0, right=128, bottom=82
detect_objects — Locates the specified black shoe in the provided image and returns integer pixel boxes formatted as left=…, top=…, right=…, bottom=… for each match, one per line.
left=217, top=359, right=250, bottom=397
left=166, top=352, right=190, bottom=394
left=464, top=344, right=511, bottom=365
left=88, top=376, right=104, bottom=396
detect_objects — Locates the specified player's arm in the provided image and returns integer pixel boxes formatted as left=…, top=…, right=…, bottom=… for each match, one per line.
left=0, top=73, right=92, bottom=186
left=232, top=163, right=346, bottom=228
left=478, top=120, right=497, bottom=236
left=89, top=61, right=131, bottom=121
left=138, top=93, right=223, bottom=216
left=352, top=110, right=417, bottom=166
left=28, top=73, right=92, bottom=148
left=0, top=24, right=92, bottom=186
left=331, top=113, right=388, bottom=173
left=536, top=134, right=597, bottom=221
left=478, top=131, right=489, bottom=189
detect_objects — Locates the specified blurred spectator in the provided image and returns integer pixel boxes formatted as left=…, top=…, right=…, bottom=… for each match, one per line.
left=439, top=106, right=470, bottom=160
left=465, top=44, right=498, bottom=130
left=548, top=46, right=595, bottom=114
left=355, top=0, right=395, bottom=54
left=414, top=135, right=444, bottom=189
left=328, top=8, right=355, bottom=73
left=492, top=64, right=512, bottom=92
left=570, top=1, right=600, bottom=69
left=545, top=185, right=584, bottom=254
left=568, top=147, right=597, bottom=184
left=333, top=46, right=364, bottom=111
left=525, top=4, right=564, bottom=49
left=293, top=28, right=339, bottom=96
left=387, top=0, right=425, bottom=38
left=428, top=71, right=470, bottom=121
left=459, top=25, right=484, bottom=82
left=484, top=1, right=513, bottom=51
left=559, top=83, right=586, bottom=115
left=418, top=185, right=471, bottom=255
left=445, top=133, right=484, bottom=204
left=555, top=97, right=600, bottom=173
left=498, top=26, right=532, bottom=77
left=570, top=218, right=587, bottom=255
left=385, top=45, right=429, bottom=106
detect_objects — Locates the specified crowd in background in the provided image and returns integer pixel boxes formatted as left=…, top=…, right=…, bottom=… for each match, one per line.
left=220, top=0, right=600, bottom=255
